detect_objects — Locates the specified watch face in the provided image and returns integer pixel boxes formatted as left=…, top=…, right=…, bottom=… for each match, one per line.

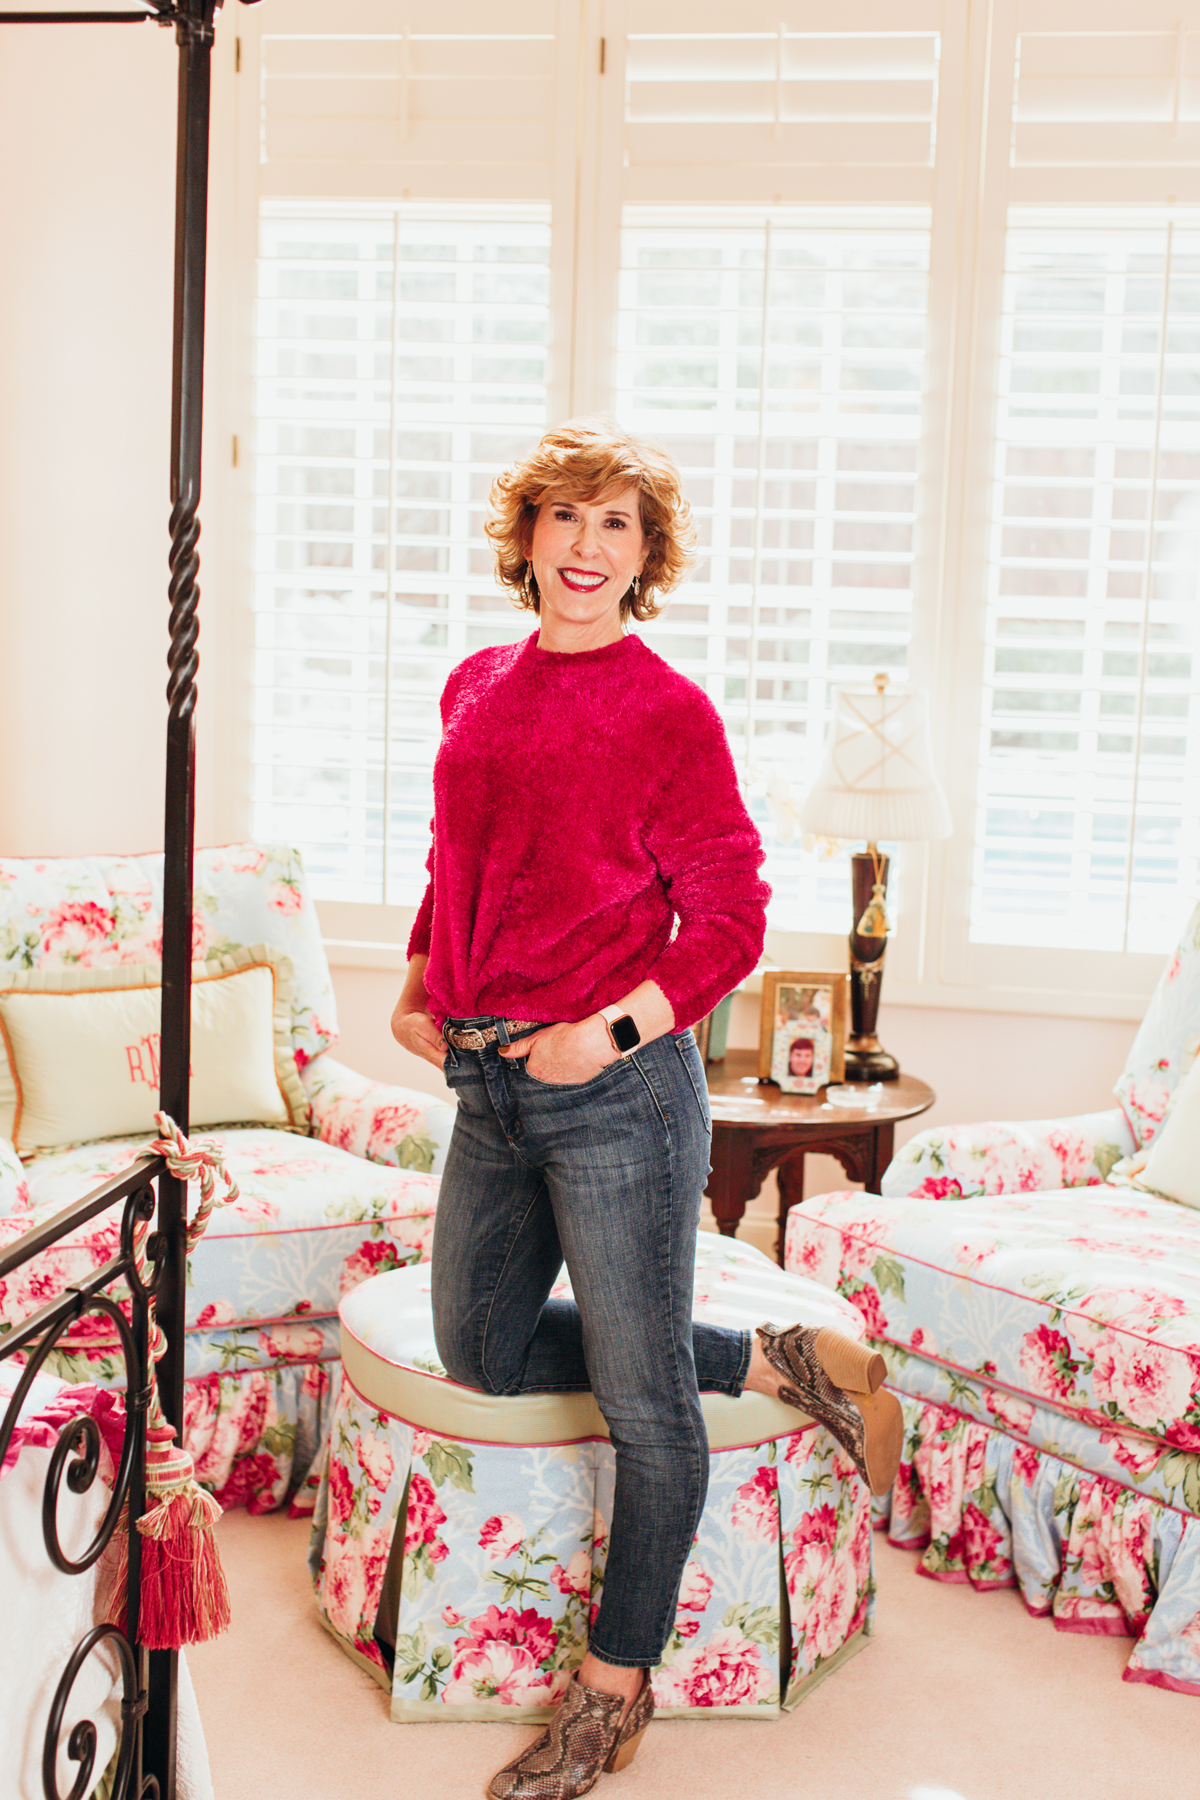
left=611, top=1014, right=640, bottom=1053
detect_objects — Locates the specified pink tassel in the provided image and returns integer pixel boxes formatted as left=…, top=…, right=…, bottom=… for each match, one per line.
left=106, top=1423, right=230, bottom=1649
left=101, top=1117, right=240, bottom=1650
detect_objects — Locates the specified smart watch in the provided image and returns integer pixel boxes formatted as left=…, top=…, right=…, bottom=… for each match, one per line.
left=600, top=1005, right=641, bottom=1058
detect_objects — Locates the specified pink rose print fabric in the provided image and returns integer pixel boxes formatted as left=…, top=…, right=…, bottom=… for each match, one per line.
left=311, top=1378, right=874, bottom=1719
left=302, top=1057, right=456, bottom=1178
left=0, top=843, right=458, bottom=1517
left=887, top=907, right=1200, bottom=1195
left=879, top=1393, right=1200, bottom=1695
left=786, top=1185, right=1200, bottom=1459
left=0, top=844, right=337, bottom=1068
left=1116, top=901, right=1200, bottom=1147
left=882, top=1110, right=1133, bottom=1202
left=786, top=1177, right=1200, bottom=1693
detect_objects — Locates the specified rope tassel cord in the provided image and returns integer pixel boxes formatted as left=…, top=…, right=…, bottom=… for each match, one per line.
left=103, top=1112, right=240, bottom=1649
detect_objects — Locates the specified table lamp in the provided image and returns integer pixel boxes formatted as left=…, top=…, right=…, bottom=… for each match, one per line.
left=799, top=675, right=952, bottom=1081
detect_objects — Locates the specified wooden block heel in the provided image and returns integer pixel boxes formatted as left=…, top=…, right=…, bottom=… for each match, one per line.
left=848, top=1384, right=904, bottom=1495
left=605, top=1727, right=648, bottom=1774
left=813, top=1326, right=887, bottom=1396
left=756, top=1321, right=901, bottom=1496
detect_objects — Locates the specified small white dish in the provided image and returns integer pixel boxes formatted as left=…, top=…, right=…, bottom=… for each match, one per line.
left=823, top=1083, right=884, bottom=1110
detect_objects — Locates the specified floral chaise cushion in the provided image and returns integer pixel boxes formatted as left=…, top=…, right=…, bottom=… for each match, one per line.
left=0, top=1129, right=438, bottom=1372
left=786, top=1185, right=1200, bottom=1456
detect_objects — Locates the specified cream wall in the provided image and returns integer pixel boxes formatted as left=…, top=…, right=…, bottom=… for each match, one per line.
left=0, top=19, right=235, bottom=859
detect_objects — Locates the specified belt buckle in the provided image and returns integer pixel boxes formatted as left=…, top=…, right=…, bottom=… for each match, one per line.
left=450, top=1021, right=491, bottom=1050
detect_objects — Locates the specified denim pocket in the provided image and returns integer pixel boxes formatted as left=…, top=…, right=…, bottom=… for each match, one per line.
left=520, top=1058, right=625, bottom=1093
left=675, top=1032, right=712, bottom=1131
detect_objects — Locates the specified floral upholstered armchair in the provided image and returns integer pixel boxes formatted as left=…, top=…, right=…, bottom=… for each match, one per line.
left=0, top=843, right=456, bottom=1514
left=881, top=902, right=1200, bottom=1201
left=783, top=906, right=1200, bottom=1694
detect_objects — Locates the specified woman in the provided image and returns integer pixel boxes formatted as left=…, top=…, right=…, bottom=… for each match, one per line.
left=392, top=420, right=901, bottom=1799
left=789, top=1037, right=816, bottom=1080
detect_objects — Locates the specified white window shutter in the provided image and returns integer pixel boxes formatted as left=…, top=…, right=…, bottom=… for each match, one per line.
left=972, top=208, right=1200, bottom=954
left=253, top=204, right=552, bottom=901
left=1012, top=2, right=1200, bottom=194
left=609, top=0, right=944, bottom=205
left=259, top=0, right=562, bottom=201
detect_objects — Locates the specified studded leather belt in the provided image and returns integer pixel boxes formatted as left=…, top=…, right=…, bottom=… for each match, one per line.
left=443, top=1018, right=539, bottom=1051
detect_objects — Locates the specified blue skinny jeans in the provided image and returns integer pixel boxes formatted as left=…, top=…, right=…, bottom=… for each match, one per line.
left=430, top=1021, right=751, bottom=1669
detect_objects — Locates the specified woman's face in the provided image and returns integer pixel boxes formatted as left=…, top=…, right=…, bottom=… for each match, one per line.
left=527, top=484, right=646, bottom=645
left=789, top=1042, right=814, bottom=1077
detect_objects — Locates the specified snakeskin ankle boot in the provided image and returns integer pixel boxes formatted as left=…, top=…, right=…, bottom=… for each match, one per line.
left=487, top=1673, right=654, bottom=1800
left=756, top=1322, right=903, bottom=1495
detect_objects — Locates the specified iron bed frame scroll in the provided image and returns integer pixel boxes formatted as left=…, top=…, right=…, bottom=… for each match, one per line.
left=0, top=3, right=261, bottom=1795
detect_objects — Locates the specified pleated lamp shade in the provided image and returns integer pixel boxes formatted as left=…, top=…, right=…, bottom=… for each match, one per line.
left=799, top=682, right=952, bottom=843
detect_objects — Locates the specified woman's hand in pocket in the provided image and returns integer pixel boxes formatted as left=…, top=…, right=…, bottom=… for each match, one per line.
left=391, top=1004, right=448, bottom=1070
left=500, top=1016, right=617, bottom=1085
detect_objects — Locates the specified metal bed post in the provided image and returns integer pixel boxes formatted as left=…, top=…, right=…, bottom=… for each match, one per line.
left=0, top=4, right=262, bottom=1795
left=150, top=6, right=218, bottom=1787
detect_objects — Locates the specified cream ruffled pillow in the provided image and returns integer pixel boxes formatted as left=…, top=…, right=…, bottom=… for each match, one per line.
left=0, top=945, right=310, bottom=1157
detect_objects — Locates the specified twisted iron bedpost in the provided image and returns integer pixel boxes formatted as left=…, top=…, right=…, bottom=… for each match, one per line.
left=150, top=10, right=219, bottom=1791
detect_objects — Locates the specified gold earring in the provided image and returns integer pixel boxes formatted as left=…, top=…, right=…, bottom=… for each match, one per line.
left=631, top=574, right=641, bottom=598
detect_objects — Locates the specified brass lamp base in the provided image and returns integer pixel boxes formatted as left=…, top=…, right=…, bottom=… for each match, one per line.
left=843, top=1034, right=900, bottom=1083
left=846, top=846, right=901, bottom=1082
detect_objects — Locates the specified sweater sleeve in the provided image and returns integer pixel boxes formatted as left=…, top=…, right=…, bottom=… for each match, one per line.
left=639, top=692, right=770, bottom=1029
left=406, top=822, right=435, bottom=959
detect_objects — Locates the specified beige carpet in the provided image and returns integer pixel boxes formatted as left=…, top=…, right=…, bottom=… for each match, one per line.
left=187, top=1509, right=1198, bottom=1799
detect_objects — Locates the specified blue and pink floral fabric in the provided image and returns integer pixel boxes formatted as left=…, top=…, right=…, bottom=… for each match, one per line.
left=890, top=901, right=1200, bottom=1202
left=0, top=1127, right=442, bottom=1513
left=0, top=843, right=458, bottom=1514
left=0, top=842, right=338, bottom=1070
left=881, top=1110, right=1134, bottom=1202
left=786, top=1186, right=1200, bottom=1469
left=785, top=1185, right=1200, bottom=1691
left=302, top=1056, right=456, bottom=1177
left=11, top=1127, right=439, bottom=1342
left=1116, top=900, right=1200, bottom=1147
left=311, top=1374, right=874, bottom=1719
left=880, top=1393, right=1200, bottom=1694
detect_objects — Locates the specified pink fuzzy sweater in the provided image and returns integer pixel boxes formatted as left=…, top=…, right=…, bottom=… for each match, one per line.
left=408, top=631, right=769, bottom=1030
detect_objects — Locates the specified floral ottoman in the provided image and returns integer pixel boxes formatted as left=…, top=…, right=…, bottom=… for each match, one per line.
left=309, top=1235, right=877, bottom=1720
left=786, top=1185, right=1200, bottom=1694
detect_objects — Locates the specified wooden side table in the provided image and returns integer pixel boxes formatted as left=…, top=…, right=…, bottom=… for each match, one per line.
left=704, top=1049, right=935, bottom=1264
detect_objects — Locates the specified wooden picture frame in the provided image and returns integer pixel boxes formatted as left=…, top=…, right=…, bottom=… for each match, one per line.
left=758, top=970, right=849, bottom=1092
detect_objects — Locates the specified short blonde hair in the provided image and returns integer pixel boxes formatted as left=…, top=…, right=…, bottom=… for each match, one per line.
left=485, top=419, right=696, bottom=624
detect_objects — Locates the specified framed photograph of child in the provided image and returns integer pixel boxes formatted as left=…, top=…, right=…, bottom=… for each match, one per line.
left=757, top=970, right=849, bottom=1093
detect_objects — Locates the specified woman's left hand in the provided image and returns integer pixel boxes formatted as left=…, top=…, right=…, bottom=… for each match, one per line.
left=499, top=1016, right=617, bottom=1085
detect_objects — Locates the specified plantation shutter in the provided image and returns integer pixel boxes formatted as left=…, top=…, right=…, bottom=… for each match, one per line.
left=249, top=2, right=572, bottom=903
left=970, top=208, right=1200, bottom=956
left=1010, top=1, right=1200, bottom=195
left=257, top=0, right=565, bottom=202
left=612, top=0, right=943, bottom=205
